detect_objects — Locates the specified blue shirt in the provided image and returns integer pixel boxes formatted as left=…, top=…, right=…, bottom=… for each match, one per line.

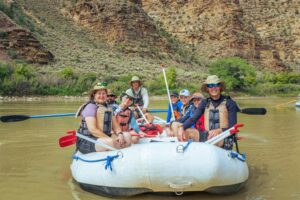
left=166, top=101, right=183, bottom=122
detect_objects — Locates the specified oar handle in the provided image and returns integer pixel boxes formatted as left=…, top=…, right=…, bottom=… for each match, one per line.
left=205, top=124, right=244, bottom=145
left=131, top=133, right=156, bottom=138
left=161, top=64, right=175, bottom=121
left=136, top=105, right=150, bottom=124
left=76, top=133, right=116, bottom=151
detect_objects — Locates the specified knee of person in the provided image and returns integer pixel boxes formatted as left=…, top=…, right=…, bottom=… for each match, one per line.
left=132, top=136, right=139, bottom=144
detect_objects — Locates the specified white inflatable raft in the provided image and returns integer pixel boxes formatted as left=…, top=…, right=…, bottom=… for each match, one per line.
left=296, top=100, right=300, bottom=107
left=71, top=139, right=248, bottom=197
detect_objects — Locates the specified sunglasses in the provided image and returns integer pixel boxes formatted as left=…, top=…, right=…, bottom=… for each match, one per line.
left=107, top=95, right=116, bottom=97
left=96, top=82, right=108, bottom=87
left=207, top=83, right=220, bottom=88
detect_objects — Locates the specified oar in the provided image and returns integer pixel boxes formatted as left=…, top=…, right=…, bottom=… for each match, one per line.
left=240, top=108, right=266, bottom=115
left=275, top=99, right=298, bottom=108
left=0, top=113, right=76, bottom=122
left=59, top=131, right=156, bottom=148
left=0, top=110, right=169, bottom=123
left=1, top=107, right=266, bottom=123
left=136, top=105, right=150, bottom=124
left=161, top=64, right=175, bottom=121
left=59, top=130, right=116, bottom=150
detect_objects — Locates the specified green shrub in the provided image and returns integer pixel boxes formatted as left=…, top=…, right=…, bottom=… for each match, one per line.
left=248, top=83, right=300, bottom=96
left=208, top=57, right=257, bottom=91
left=59, top=67, right=75, bottom=79
left=264, top=72, right=300, bottom=84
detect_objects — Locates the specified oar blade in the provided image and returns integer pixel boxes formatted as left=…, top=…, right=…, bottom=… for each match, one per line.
left=0, top=115, right=31, bottom=122
left=59, top=135, right=76, bottom=148
left=241, top=108, right=267, bottom=115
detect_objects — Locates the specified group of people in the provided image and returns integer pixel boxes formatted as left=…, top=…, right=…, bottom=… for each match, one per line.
left=75, top=76, right=152, bottom=154
left=167, top=75, right=240, bottom=150
left=76, top=74, right=240, bottom=154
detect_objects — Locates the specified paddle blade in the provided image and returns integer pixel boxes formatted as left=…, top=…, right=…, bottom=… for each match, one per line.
left=59, top=135, right=76, bottom=148
left=240, top=108, right=267, bottom=115
left=0, top=115, right=31, bottom=122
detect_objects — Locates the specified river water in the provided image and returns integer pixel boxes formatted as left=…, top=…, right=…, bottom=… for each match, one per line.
left=0, top=98, right=299, bottom=200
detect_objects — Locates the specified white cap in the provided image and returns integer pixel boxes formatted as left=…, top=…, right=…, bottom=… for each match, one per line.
left=179, top=89, right=190, bottom=97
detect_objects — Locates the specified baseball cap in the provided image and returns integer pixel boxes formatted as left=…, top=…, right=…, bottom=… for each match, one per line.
left=179, top=89, right=190, bottom=97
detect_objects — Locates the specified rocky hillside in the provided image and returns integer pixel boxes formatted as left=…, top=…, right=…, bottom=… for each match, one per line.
left=0, top=11, right=53, bottom=64
left=141, top=0, right=290, bottom=71
left=0, top=0, right=299, bottom=73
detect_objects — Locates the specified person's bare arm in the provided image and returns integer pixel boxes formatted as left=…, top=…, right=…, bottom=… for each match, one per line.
left=85, top=117, right=110, bottom=138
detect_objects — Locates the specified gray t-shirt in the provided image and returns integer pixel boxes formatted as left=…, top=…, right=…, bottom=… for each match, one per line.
left=81, top=103, right=97, bottom=119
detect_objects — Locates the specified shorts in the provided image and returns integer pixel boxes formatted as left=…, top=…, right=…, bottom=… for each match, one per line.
left=76, top=135, right=97, bottom=154
left=198, top=129, right=208, bottom=142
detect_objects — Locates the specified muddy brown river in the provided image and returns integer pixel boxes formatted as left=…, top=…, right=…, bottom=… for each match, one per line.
left=0, top=98, right=299, bottom=200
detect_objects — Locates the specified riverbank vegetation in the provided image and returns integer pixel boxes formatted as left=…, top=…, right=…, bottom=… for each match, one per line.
left=0, top=59, right=299, bottom=97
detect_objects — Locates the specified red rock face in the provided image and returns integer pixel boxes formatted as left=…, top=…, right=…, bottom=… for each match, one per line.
left=0, top=11, right=53, bottom=64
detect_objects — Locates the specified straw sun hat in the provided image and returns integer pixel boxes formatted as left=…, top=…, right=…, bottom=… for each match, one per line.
left=89, top=82, right=108, bottom=100
left=130, top=76, right=143, bottom=85
left=201, top=75, right=226, bottom=93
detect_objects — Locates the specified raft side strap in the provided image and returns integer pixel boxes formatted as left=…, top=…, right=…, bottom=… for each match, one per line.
left=183, top=139, right=193, bottom=152
left=72, top=154, right=119, bottom=171
left=229, top=151, right=246, bottom=162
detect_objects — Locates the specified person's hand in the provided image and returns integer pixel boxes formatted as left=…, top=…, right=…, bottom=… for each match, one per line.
left=116, top=133, right=126, bottom=147
left=207, top=129, right=222, bottom=140
left=142, top=108, right=147, bottom=114
left=177, top=126, right=186, bottom=141
left=124, top=98, right=132, bottom=107
left=167, top=127, right=175, bottom=137
left=138, top=131, right=146, bottom=137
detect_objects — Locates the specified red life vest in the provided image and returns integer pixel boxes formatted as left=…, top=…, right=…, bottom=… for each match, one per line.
left=139, top=124, right=163, bottom=136
left=116, top=109, right=131, bottom=132
left=195, top=115, right=205, bottom=132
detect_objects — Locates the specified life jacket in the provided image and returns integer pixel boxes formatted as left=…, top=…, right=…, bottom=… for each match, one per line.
left=116, top=109, right=131, bottom=132
left=173, top=101, right=181, bottom=120
left=195, top=115, right=205, bottom=131
left=181, top=103, right=192, bottom=116
left=77, top=101, right=96, bottom=137
left=131, top=88, right=144, bottom=106
left=204, top=97, right=229, bottom=131
left=139, top=124, right=163, bottom=136
left=96, top=103, right=113, bottom=136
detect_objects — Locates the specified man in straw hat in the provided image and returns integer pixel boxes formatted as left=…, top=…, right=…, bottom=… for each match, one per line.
left=126, top=76, right=154, bottom=123
left=174, top=75, right=240, bottom=149
left=76, top=82, right=132, bottom=154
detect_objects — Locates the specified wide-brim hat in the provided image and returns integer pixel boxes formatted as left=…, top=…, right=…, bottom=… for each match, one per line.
left=191, top=92, right=204, bottom=101
left=201, top=75, right=225, bottom=93
left=129, top=76, right=143, bottom=85
left=89, top=82, right=108, bottom=100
